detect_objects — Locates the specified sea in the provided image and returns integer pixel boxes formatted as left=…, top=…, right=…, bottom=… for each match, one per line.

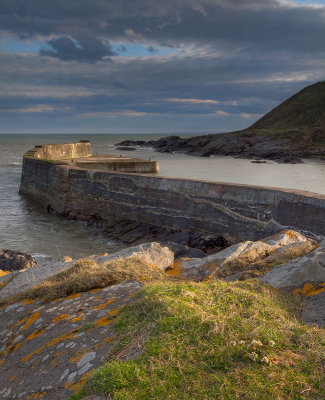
left=1, top=133, right=325, bottom=262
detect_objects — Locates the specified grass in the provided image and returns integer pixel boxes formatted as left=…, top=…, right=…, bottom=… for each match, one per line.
left=0, top=257, right=167, bottom=305
left=70, top=279, right=325, bottom=400
left=214, top=241, right=317, bottom=280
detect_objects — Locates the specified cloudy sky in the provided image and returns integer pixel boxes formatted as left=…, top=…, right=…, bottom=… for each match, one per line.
left=0, top=0, right=324, bottom=134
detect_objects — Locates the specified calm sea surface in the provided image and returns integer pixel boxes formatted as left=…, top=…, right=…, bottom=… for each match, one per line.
left=1, top=133, right=325, bottom=261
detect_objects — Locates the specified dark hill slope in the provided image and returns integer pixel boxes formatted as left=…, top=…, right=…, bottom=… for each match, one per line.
left=249, top=81, right=325, bottom=133
left=117, top=82, right=325, bottom=163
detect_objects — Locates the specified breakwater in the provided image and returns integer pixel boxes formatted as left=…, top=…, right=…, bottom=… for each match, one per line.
left=19, top=143, right=325, bottom=243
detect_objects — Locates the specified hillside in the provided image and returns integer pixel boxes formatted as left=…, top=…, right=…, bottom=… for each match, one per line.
left=116, top=82, right=325, bottom=163
left=249, top=81, right=325, bottom=133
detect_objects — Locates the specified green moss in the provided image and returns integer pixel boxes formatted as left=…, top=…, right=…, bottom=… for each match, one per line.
left=70, top=280, right=325, bottom=400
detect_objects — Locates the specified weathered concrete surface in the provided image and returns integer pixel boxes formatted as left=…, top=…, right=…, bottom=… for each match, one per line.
left=0, top=280, right=143, bottom=400
left=74, top=155, right=159, bottom=173
left=24, top=142, right=159, bottom=173
left=0, top=243, right=173, bottom=301
left=20, top=154, right=325, bottom=246
left=29, top=142, right=92, bottom=161
left=167, top=231, right=315, bottom=281
left=262, top=240, right=325, bottom=288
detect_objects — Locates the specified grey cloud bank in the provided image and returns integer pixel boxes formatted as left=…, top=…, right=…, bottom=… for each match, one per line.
left=0, top=0, right=324, bottom=133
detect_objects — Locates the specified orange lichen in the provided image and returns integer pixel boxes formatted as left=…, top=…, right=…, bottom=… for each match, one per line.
left=9, top=374, right=17, bottom=382
left=293, top=282, right=325, bottom=297
left=21, top=299, right=36, bottom=305
left=53, top=298, right=63, bottom=302
left=26, top=327, right=47, bottom=341
left=20, top=331, right=77, bottom=363
left=285, top=230, right=297, bottom=239
left=21, top=312, right=40, bottom=330
left=95, top=335, right=114, bottom=350
left=26, top=393, right=46, bottom=399
left=91, top=288, right=101, bottom=293
left=0, top=269, right=10, bottom=277
left=64, top=256, right=73, bottom=262
left=166, top=261, right=185, bottom=278
left=93, top=297, right=116, bottom=311
left=71, top=369, right=96, bottom=393
left=71, top=314, right=86, bottom=322
left=52, top=314, right=70, bottom=323
left=70, top=350, right=88, bottom=364
left=64, top=293, right=81, bottom=300
left=95, top=307, right=121, bottom=327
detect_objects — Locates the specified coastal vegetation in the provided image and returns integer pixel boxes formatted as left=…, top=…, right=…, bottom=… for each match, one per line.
left=0, top=257, right=166, bottom=305
left=70, top=279, right=325, bottom=400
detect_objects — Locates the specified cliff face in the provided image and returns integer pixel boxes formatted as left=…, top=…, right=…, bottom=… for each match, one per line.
left=19, top=155, right=325, bottom=244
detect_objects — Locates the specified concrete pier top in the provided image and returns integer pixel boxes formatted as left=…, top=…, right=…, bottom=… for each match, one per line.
left=23, top=141, right=159, bottom=173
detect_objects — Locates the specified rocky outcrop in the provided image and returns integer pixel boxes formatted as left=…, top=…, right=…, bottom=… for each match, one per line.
left=0, top=243, right=173, bottom=301
left=0, top=280, right=143, bottom=400
left=0, top=230, right=324, bottom=399
left=167, top=231, right=317, bottom=282
left=262, top=240, right=325, bottom=288
left=0, top=249, right=37, bottom=272
left=116, top=133, right=309, bottom=163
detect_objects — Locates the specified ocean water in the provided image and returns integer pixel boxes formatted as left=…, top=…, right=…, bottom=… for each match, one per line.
left=1, top=133, right=325, bottom=261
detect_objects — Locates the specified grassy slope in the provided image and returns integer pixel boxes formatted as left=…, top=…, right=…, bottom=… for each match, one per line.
left=70, top=279, right=325, bottom=400
left=248, top=81, right=325, bottom=134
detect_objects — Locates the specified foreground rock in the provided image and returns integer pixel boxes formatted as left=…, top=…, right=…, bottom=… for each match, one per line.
left=167, top=230, right=317, bottom=282
left=0, top=242, right=173, bottom=301
left=262, top=240, right=325, bottom=288
left=0, top=280, right=143, bottom=400
left=0, top=249, right=37, bottom=272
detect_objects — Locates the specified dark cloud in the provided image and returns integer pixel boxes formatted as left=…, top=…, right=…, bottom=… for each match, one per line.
left=40, top=35, right=115, bottom=62
left=0, top=0, right=324, bottom=132
left=147, top=46, right=158, bottom=53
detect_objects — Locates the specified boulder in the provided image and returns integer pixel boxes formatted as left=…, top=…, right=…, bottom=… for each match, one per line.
left=92, top=242, right=174, bottom=271
left=115, top=146, right=136, bottom=151
left=0, top=242, right=174, bottom=300
left=0, top=279, right=143, bottom=400
left=0, top=249, right=37, bottom=272
left=261, top=240, right=325, bottom=288
left=167, top=230, right=315, bottom=281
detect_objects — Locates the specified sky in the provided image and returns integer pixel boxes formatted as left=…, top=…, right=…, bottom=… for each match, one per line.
left=0, top=0, right=324, bottom=134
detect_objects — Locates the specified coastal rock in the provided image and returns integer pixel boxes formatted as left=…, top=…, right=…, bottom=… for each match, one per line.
left=261, top=240, right=325, bottom=288
left=91, top=242, right=174, bottom=271
left=115, top=146, right=136, bottom=151
left=115, top=140, right=147, bottom=146
left=0, top=249, right=37, bottom=271
left=0, top=242, right=173, bottom=300
left=0, top=280, right=143, bottom=400
left=167, top=230, right=315, bottom=281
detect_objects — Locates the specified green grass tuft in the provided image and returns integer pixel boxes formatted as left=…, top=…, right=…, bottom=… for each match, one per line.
left=70, top=279, right=325, bottom=400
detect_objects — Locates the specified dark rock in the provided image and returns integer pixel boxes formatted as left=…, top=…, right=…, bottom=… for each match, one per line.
left=0, top=249, right=37, bottom=271
left=251, top=160, right=267, bottom=164
left=115, top=140, right=147, bottom=146
left=116, top=146, right=136, bottom=151
left=162, top=242, right=206, bottom=260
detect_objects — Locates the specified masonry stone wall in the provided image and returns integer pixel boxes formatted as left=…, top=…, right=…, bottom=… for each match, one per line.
left=19, top=156, right=325, bottom=243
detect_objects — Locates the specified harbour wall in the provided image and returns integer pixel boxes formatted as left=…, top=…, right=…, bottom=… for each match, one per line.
left=19, top=156, right=325, bottom=243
